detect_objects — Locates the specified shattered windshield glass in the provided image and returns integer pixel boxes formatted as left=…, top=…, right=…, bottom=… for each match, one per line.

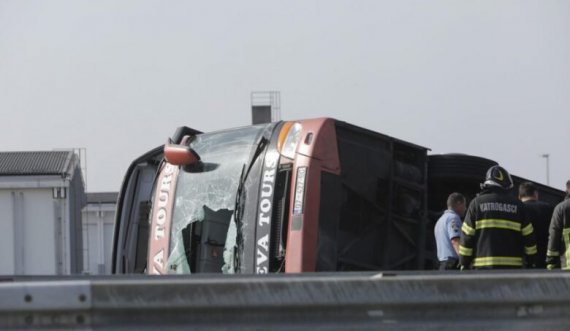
left=165, top=124, right=267, bottom=274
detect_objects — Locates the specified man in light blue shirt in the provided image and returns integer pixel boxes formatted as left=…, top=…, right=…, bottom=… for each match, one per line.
left=434, top=193, right=466, bottom=270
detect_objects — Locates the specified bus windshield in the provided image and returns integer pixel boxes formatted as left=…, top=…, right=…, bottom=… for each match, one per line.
left=165, top=124, right=270, bottom=274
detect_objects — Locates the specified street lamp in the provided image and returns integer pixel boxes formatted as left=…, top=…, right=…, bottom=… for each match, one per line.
left=541, top=154, right=550, bottom=186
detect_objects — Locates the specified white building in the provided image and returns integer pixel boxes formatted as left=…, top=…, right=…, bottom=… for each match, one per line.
left=0, top=151, right=85, bottom=275
left=82, top=192, right=117, bottom=275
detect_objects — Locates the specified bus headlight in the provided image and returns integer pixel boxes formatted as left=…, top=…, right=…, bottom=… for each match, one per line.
left=278, top=122, right=302, bottom=159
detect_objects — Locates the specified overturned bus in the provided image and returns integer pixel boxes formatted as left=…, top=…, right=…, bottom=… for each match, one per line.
left=112, top=118, right=565, bottom=274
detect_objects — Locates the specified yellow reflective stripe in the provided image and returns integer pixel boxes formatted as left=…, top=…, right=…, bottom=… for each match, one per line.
left=547, top=264, right=556, bottom=270
left=562, top=230, right=570, bottom=269
left=522, top=223, right=534, bottom=236
left=547, top=250, right=560, bottom=257
left=524, top=245, right=537, bottom=255
left=459, top=245, right=473, bottom=256
left=473, top=256, right=523, bottom=267
left=475, top=219, right=521, bottom=232
left=462, top=222, right=475, bottom=236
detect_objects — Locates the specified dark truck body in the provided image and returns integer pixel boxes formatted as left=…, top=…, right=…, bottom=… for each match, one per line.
left=113, top=118, right=565, bottom=275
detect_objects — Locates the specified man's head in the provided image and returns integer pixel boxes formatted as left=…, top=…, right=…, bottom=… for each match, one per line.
left=481, top=165, right=514, bottom=190
left=519, top=182, right=539, bottom=202
left=447, top=192, right=466, bottom=217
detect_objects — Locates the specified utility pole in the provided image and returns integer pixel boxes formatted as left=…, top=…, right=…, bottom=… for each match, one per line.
left=541, top=154, right=550, bottom=185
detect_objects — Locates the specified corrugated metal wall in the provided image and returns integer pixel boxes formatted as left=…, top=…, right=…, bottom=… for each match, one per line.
left=68, top=165, right=86, bottom=274
left=0, top=188, right=57, bottom=275
left=82, top=204, right=116, bottom=274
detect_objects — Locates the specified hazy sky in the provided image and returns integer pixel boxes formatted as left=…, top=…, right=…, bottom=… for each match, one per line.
left=1, top=1, right=568, bottom=192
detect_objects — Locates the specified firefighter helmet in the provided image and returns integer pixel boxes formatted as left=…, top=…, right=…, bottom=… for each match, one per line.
left=482, top=165, right=513, bottom=190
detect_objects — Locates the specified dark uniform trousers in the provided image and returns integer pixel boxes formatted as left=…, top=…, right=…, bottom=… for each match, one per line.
left=439, top=258, right=459, bottom=270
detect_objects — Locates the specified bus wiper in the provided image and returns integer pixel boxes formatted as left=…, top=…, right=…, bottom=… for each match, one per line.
left=232, top=136, right=269, bottom=270
left=235, top=136, right=268, bottom=221
left=234, top=164, right=247, bottom=225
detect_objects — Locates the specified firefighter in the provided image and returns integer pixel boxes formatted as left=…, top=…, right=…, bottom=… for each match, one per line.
left=546, top=180, right=570, bottom=270
left=459, top=165, right=537, bottom=269
left=518, top=182, right=554, bottom=268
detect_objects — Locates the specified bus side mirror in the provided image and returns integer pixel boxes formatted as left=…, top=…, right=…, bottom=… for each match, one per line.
left=164, top=138, right=201, bottom=166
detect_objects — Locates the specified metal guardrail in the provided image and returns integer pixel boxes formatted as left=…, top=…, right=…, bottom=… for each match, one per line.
left=1, top=271, right=570, bottom=330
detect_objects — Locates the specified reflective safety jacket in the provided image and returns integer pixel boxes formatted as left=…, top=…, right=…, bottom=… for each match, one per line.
left=546, top=198, right=570, bottom=270
left=459, top=188, right=537, bottom=269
